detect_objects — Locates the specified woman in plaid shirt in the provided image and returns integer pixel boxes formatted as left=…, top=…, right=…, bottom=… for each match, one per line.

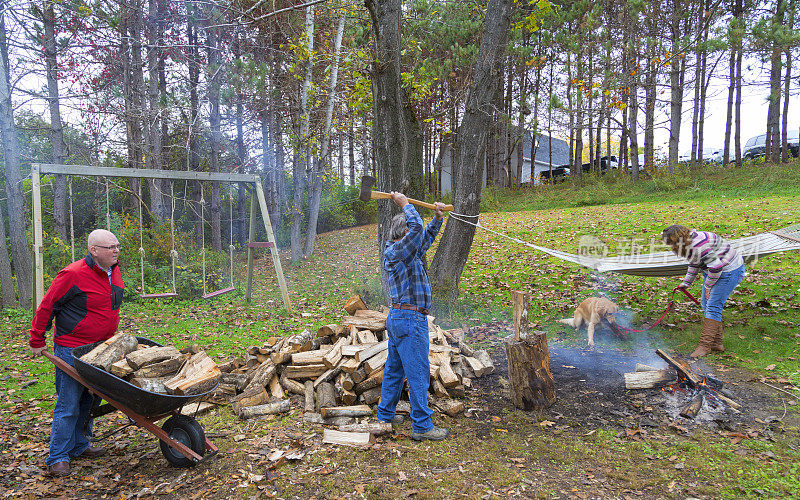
left=662, top=225, right=745, bottom=358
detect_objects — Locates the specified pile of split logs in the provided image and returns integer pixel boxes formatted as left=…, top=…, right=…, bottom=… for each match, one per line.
left=80, top=333, right=221, bottom=396
left=209, top=295, right=495, bottom=425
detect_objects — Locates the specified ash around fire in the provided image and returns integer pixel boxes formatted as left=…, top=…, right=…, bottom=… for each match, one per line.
left=468, top=321, right=788, bottom=434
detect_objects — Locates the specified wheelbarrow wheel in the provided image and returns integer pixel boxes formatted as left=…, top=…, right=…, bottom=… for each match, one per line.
left=159, top=415, right=206, bottom=467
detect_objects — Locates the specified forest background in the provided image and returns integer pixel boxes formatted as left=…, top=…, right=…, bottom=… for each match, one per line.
left=0, top=0, right=798, bottom=311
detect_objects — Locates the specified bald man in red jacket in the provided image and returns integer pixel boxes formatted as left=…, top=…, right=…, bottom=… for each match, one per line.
left=29, top=229, right=124, bottom=477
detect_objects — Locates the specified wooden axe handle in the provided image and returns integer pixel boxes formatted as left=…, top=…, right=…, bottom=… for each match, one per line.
left=370, top=191, right=454, bottom=211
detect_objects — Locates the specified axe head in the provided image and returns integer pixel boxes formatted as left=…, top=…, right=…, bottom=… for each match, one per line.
left=359, top=175, right=377, bottom=202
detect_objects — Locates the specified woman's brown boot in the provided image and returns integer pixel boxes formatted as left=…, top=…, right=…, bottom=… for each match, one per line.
left=690, top=318, right=719, bottom=358
left=711, top=319, right=724, bottom=352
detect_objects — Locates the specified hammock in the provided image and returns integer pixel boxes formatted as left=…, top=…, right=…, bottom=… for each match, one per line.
left=449, top=214, right=800, bottom=277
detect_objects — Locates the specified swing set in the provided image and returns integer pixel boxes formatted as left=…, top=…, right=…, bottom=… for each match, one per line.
left=30, top=164, right=291, bottom=312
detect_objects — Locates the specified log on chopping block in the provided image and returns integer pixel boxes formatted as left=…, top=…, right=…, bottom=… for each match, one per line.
left=320, top=405, right=372, bottom=419
left=505, top=332, right=556, bottom=410
left=125, top=346, right=182, bottom=370
left=81, top=333, right=139, bottom=371
left=472, top=350, right=495, bottom=375
left=358, top=175, right=454, bottom=211
left=356, top=340, right=388, bottom=363
left=343, top=295, right=367, bottom=316
left=239, top=399, right=292, bottom=419
left=304, top=381, right=315, bottom=412
left=268, top=374, right=286, bottom=399
left=623, top=370, right=676, bottom=389
left=512, top=291, right=530, bottom=341
left=133, top=354, right=188, bottom=378
left=316, top=382, right=337, bottom=411
left=280, top=373, right=305, bottom=395
left=231, top=386, right=270, bottom=415
left=164, top=351, right=221, bottom=395
left=338, top=422, right=393, bottom=435
left=109, top=359, right=133, bottom=378
left=680, top=392, right=705, bottom=419
left=322, top=429, right=375, bottom=448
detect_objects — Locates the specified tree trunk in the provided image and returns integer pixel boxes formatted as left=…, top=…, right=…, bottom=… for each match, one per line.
left=734, top=0, right=743, bottom=168
left=364, top=0, right=425, bottom=300
left=780, top=0, right=794, bottom=163
left=766, top=0, right=785, bottom=163
left=429, top=0, right=513, bottom=304
left=668, top=0, right=684, bottom=171
left=0, top=3, right=32, bottom=308
left=291, top=3, right=315, bottom=262
left=723, top=1, right=736, bottom=167
left=145, top=0, right=165, bottom=220
left=187, top=0, right=202, bottom=244
left=505, top=332, right=556, bottom=410
left=205, top=7, right=222, bottom=252
left=42, top=0, right=67, bottom=240
left=0, top=198, right=15, bottom=307
left=305, top=14, right=345, bottom=258
left=233, top=35, right=248, bottom=247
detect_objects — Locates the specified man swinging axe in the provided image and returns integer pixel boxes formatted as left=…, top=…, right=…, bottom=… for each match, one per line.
left=359, top=176, right=451, bottom=440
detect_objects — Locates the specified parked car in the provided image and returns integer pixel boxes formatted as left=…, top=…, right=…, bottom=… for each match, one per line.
left=744, top=131, right=800, bottom=159
left=580, top=156, right=617, bottom=174
left=539, top=165, right=570, bottom=182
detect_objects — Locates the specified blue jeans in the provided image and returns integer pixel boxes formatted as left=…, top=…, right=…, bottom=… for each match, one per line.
left=377, top=309, right=434, bottom=434
left=701, top=264, right=745, bottom=322
left=47, top=344, right=94, bottom=466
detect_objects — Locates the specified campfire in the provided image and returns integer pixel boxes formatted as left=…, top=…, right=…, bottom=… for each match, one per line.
left=623, top=349, right=742, bottom=421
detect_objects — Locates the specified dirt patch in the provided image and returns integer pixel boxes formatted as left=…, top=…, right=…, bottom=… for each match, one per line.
left=465, top=321, right=797, bottom=435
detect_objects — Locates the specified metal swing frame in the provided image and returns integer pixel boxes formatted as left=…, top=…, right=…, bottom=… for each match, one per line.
left=30, top=163, right=291, bottom=313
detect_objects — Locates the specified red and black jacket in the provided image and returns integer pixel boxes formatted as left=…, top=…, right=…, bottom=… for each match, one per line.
left=29, top=254, right=124, bottom=349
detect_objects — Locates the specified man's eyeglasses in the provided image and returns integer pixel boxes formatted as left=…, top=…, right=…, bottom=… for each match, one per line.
left=94, top=244, right=122, bottom=251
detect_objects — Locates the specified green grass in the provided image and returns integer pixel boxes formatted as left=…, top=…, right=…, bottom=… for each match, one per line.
left=1, top=160, right=799, bottom=498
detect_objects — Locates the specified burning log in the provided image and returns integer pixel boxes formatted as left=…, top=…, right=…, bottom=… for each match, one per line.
left=623, top=370, right=675, bottom=389
left=680, top=392, right=705, bottom=419
left=656, top=349, right=742, bottom=412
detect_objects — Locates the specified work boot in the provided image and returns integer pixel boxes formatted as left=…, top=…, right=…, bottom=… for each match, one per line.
left=412, top=426, right=449, bottom=441
left=690, top=317, right=718, bottom=358
left=379, top=415, right=405, bottom=425
left=79, top=446, right=106, bottom=459
left=711, top=319, right=725, bottom=352
left=47, top=461, right=70, bottom=477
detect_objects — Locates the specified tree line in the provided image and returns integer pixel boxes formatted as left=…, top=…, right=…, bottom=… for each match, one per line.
left=0, top=0, right=797, bottom=309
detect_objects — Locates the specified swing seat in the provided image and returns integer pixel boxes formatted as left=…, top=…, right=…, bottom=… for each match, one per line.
left=247, top=242, right=274, bottom=248
left=140, top=292, right=179, bottom=299
left=201, top=287, right=235, bottom=299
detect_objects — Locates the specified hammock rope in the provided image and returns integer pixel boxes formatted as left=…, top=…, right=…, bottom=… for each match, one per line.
left=447, top=212, right=800, bottom=277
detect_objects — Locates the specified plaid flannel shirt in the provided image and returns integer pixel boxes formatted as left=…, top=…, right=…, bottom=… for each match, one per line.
left=383, top=204, right=442, bottom=311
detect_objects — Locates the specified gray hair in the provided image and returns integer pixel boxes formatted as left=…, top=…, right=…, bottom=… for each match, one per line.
left=389, top=213, right=408, bottom=241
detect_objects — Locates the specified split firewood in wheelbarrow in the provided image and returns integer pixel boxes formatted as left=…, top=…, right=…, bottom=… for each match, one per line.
left=80, top=333, right=138, bottom=371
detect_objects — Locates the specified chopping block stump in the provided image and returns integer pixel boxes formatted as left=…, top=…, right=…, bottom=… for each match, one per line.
left=505, top=331, right=556, bottom=410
